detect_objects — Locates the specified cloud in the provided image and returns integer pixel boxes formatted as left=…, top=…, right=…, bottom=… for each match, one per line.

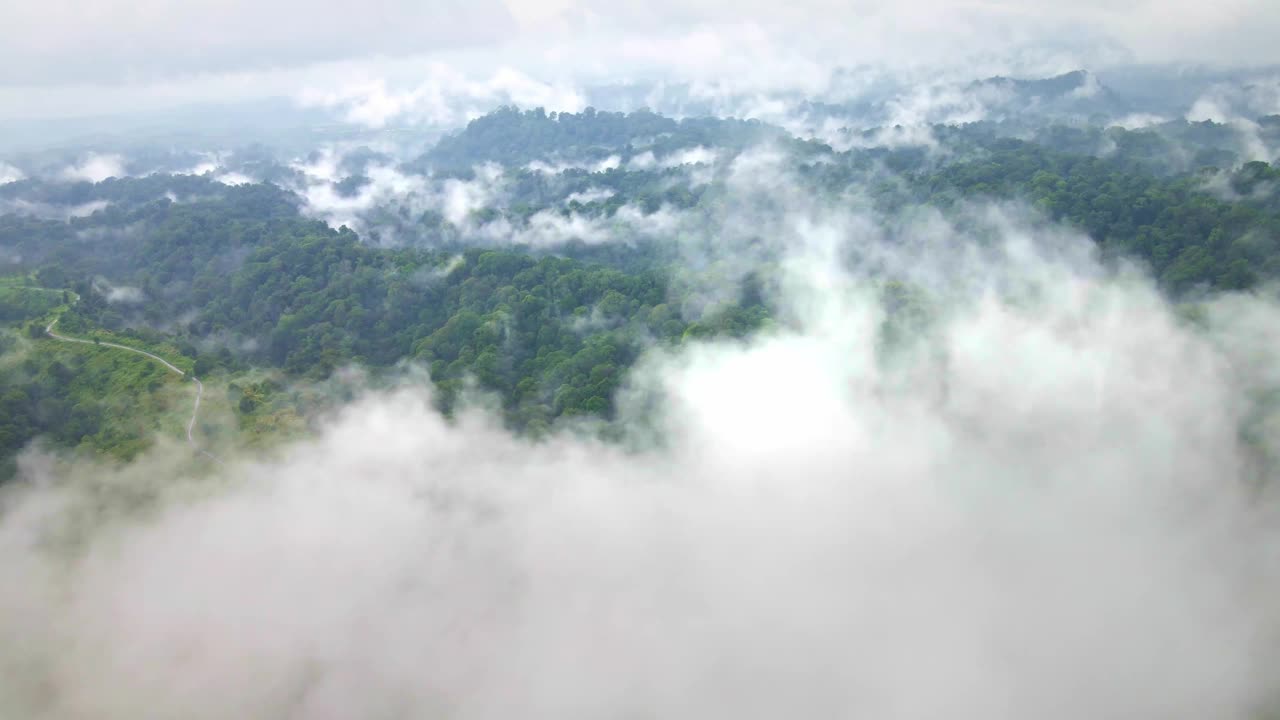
left=526, top=155, right=620, bottom=175
left=288, top=145, right=513, bottom=241
left=565, top=187, right=615, bottom=204
left=299, top=65, right=587, bottom=129
left=179, top=152, right=231, bottom=177
left=4, top=200, right=1280, bottom=716
left=294, top=162, right=431, bottom=233
left=471, top=203, right=687, bottom=248
left=628, top=146, right=719, bottom=170
left=93, top=278, right=144, bottom=304
left=509, top=208, right=611, bottom=245
left=0, top=198, right=110, bottom=220
left=627, top=151, right=657, bottom=169
left=1185, top=76, right=1280, bottom=163
left=0, top=162, right=24, bottom=184
left=1113, top=112, right=1168, bottom=130
left=60, top=153, right=125, bottom=183
left=215, top=171, right=254, bottom=186
left=286, top=141, right=713, bottom=248
left=440, top=164, right=506, bottom=226
left=290, top=150, right=695, bottom=247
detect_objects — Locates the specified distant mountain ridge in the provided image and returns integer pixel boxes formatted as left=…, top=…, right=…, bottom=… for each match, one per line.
left=411, top=106, right=791, bottom=173
left=966, top=69, right=1130, bottom=119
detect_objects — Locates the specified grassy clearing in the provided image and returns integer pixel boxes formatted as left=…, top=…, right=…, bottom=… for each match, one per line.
left=0, top=277, right=311, bottom=466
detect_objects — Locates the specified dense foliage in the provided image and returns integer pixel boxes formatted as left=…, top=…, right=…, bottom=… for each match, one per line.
left=1, top=105, right=1278, bottom=472
left=417, top=106, right=793, bottom=171
left=907, top=142, right=1280, bottom=291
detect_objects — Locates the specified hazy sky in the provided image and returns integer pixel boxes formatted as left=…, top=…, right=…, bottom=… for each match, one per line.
left=1, top=0, right=1278, bottom=119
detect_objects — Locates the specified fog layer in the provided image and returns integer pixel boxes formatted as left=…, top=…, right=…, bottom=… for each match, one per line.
left=3, top=205, right=1280, bottom=718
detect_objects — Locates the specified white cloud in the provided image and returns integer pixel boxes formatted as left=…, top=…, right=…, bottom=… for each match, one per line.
left=664, top=145, right=718, bottom=166
left=290, top=148, right=345, bottom=184
left=440, top=163, right=505, bottom=226
left=296, top=164, right=430, bottom=231
left=1186, top=78, right=1280, bottom=162
left=526, top=155, right=620, bottom=174
left=566, top=188, right=615, bottom=204
left=0, top=162, right=24, bottom=184
left=629, top=146, right=719, bottom=171
left=288, top=144, right=515, bottom=241
left=300, top=64, right=587, bottom=129
left=480, top=202, right=688, bottom=248
left=186, top=161, right=221, bottom=176
left=1113, top=112, right=1167, bottom=130
left=511, top=208, right=611, bottom=245
left=60, top=153, right=125, bottom=183
left=0, top=198, right=110, bottom=219
left=628, top=150, right=657, bottom=169
left=67, top=200, right=110, bottom=218
left=215, top=172, right=254, bottom=186
left=93, top=278, right=144, bottom=304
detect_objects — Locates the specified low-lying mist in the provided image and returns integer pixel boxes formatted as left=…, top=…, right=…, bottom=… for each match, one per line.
left=4, top=201, right=1280, bottom=719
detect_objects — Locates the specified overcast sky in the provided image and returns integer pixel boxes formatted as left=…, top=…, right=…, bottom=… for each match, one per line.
left=1, top=0, right=1278, bottom=121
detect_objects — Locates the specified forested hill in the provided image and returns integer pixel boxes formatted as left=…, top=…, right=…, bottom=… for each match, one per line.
left=1, top=105, right=1279, bottom=473
left=414, top=106, right=796, bottom=171
left=906, top=146, right=1280, bottom=292
left=0, top=177, right=768, bottom=475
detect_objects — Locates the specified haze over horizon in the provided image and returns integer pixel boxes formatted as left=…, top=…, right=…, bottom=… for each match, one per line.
left=2, top=0, right=1278, bottom=124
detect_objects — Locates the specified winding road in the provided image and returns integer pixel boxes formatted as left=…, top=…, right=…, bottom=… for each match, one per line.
left=44, top=315, right=221, bottom=464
